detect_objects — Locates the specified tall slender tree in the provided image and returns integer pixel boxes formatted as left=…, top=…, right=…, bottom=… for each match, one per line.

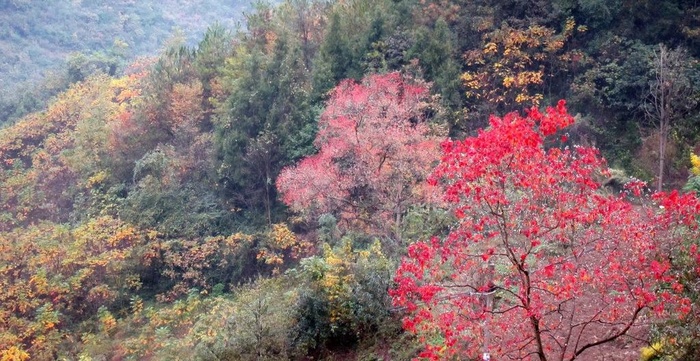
left=644, top=45, right=697, bottom=191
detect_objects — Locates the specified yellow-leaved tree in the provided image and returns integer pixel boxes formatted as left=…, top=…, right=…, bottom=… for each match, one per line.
left=462, top=18, right=586, bottom=117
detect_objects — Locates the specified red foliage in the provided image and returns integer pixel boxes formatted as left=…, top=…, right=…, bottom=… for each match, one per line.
left=277, top=72, right=445, bottom=239
left=392, top=102, right=700, bottom=360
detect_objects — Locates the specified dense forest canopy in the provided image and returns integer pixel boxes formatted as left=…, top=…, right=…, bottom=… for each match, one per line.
left=1, top=0, right=700, bottom=360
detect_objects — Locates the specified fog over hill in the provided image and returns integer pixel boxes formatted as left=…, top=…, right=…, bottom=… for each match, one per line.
left=0, top=0, right=255, bottom=122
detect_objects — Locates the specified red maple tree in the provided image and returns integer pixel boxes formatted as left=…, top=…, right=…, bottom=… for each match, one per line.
left=276, top=72, right=444, bottom=241
left=392, top=101, right=700, bottom=360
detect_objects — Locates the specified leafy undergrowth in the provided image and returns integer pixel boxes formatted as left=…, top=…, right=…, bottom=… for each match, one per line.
left=75, top=240, right=420, bottom=361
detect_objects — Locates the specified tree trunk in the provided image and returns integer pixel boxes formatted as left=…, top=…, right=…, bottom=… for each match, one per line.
left=658, top=122, right=666, bottom=192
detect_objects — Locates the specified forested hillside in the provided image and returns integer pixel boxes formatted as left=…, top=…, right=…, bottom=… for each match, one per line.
left=0, top=0, right=254, bottom=125
left=2, top=0, right=700, bottom=360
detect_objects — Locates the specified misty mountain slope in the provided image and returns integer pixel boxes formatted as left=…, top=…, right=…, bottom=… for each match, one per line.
left=0, top=0, right=253, bottom=99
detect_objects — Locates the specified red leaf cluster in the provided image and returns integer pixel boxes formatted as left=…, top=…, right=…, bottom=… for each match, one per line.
left=393, top=102, right=700, bottom=360
left=277, top=73, right=444, bottom=239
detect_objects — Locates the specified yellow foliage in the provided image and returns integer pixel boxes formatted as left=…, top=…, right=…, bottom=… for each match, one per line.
left=690, top=153, right=700, bottom=175
left=483, top=42, right=498, bottom=54
left=131, top=296, right=144, bottom=314
left=86, top=170, right=108, bottom=188
left=461, top=72, right=481, bottom=90
left=99, top=310, right=117, bottom=334
left=257, top=224, right=311, bottom=271
left=270, top=223, right=297, bottom=249
left=314, top=240, right=389, bottom=325
left=28, top=273, right=49, bottom=295
left=564, top=17, right=576, bottom=35
left=503, top=76, right=515, bottom=88
left=639, top=340, right=664, bottom=361
left=319, top=243, right=353, bottom=323
left=0, top=218, right=151, bottom=357
left=462, top=20, right=577, bottom=109
left=0, top=346, right=29, bottom=361
left=110, top=74, right=143, bottom=104
left=125, top=274, right=143, bottom=291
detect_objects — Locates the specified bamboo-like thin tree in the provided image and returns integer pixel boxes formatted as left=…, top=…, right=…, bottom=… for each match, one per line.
left=644, top=44, right=695, bottom=191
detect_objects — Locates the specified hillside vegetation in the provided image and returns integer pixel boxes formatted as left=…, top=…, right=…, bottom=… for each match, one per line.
left=1, top=0, right=700, bottom=360
left=0, top=0, right=254, bottom=124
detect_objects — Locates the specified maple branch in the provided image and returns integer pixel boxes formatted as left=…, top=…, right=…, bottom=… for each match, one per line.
left=511, top=337, right=539, bottom=359
left=569, top=305, right=644, bottom=361
left=529, top=307, right=547, bottom=360
left=560, top=301, right=577, bottom=361
left=507, top=350, right=543, bottom=361
left=491, top=304, right=522, bottom=315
